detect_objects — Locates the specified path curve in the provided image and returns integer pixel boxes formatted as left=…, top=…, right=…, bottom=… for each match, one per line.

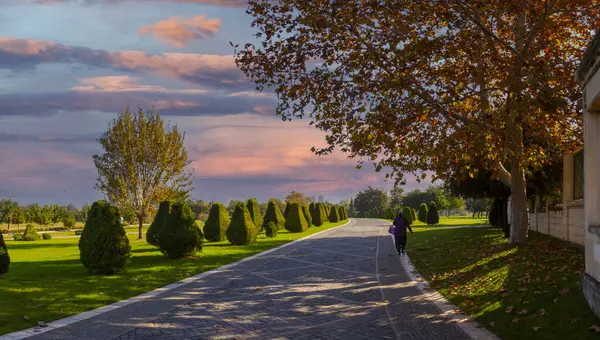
left=10, top=219, right=471, bottom=340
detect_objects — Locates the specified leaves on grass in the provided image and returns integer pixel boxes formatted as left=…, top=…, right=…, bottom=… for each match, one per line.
left=512, top=318, right=521, bottom=323
left=23, top=316, right=29, bottom=321
left=559, top=288, right=570, bottom=295
left=589, top=325, right=600, bottom=332
left=538, top=308, right=546, bottom=316
left=533, top=327, right=541, bottom=332
left=505, top=306, right=514, bottom=313
left=516, top=309, right=528, bottom=316
left=488, top=322, right=495, bottom=327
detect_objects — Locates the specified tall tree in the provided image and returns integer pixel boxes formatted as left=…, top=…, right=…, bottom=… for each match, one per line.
left=0, top=200, right=18, bottom=231
left=389, top=187, right=404, bottom=211
left=353, top=187, right=388, bottom=217
left=235, top=0, right=597, bottom=245
left=284, top=191, right=311, bottom=206
left=93, top=106, right=193, bottom=239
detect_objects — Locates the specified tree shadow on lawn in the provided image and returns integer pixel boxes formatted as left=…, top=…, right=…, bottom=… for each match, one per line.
left=407, top=227, right=599, bottom=340
left=5, top=241, right=78, bottom=250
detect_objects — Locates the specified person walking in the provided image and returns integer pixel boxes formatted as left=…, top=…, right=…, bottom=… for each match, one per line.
left=392, top=210, right=413, bottom=255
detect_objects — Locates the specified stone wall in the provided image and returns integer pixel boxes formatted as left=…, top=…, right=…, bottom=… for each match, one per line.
left=530, top=202, right=584, bottom=246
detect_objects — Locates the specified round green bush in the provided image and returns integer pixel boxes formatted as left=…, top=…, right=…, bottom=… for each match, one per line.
left=312, top=203, right=326, bottom=226
left=158, top=202, right=203, bottom=259
left=146, top=201, right=171, bottom=247
left=226, top=202, right=258, bottom=245
left=263, top=199, right=285, bottom=230
left=285, top=203, right=309, bottom=233
left=22, top=224, right=39, bottom=241
left=328, top=205, right=340, bottom=222
left=42, top=233, right=52, bottom=240
left=0, top=232, right=9, bottom=274
left=204, top=202, right=230, bottom=242
left=402, top=206, right=413, bottom=224
left=427, top=201, right=440, bottom=225
left=417, top=203, right=428, bottom=223
left=62, top=216, right=76, bottom=229
left=265, top=221, right=278, bottom=238
left=246, top=198, right=263, bottom=231
left=12, top=234, right=22, bottom=241
left=302, top=205, right=312, bottom=227
left=79, top=201, right=131, bottom=274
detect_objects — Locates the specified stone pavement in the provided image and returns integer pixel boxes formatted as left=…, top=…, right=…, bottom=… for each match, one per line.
left=22, top=219, right=471, bottom=340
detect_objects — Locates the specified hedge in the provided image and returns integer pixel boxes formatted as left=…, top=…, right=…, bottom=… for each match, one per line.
left=427, top=201, right=440, bottom=225
left=158, top=202, right=204, bottom=258
left=263, top=199, right=286, bottom=230
left=402, top=206, right=413, bottom=224
left=246, top=198, right=264, bottom=231
left=329, top=205, right=340, bottom=222
left=313, top=202, right=326, bottom=226
left=285, top=202, right=309, bottom=233
left=204, top=202, right=230, bottom=242
left=265, top=221, right=278, bottom=238
left=79, top=201, right=131, bottom=274
left=227, top=202, right=258, bottom=245
left=147, top=200, right=171, bottom=247
left=417, top=203, right=428, bottom=223
left=302, top=205, right=313, bottom=226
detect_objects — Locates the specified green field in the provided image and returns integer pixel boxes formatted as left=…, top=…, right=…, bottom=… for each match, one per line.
left=0, top=220, right=347, bottom=335
left=384, top=215, right=490, bottom=227
left=407, top=226, right=599, bottom=340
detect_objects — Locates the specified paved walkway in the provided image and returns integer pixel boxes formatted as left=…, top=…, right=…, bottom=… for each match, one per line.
left=21, top=219, right=471, bottom=340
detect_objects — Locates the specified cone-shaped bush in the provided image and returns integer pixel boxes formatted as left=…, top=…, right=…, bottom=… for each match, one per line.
left=302, top=205, right=312, bottom=226
left=285, top=203, right=309, bottom=233
left=263, top=199, right=286, bottom=230
left=411, top=208, right=417, bottom=221
left=324, top=205, right=330, bottom=222
left=227, top=202, right=258, bottom=245
left=313, top=203, right=326, bottom=226
left=402, top=206, right=413, bottom=224
left=79, top=201, right=131, bottom=274
left=265, top=221, right=278, bottom=238
left=329, top=205, right=340, bottom=222
left=158, top=202, right=203, bottom=259
left=246, top=198, right=263, bottom=231
left=0, top=232, right=9, bottom=274
left=309, top=202, right=316, bottom=218
left=339, top=206, right=347, bottom=220
left=427, top=201, right=440, bottom=225
left=204, top=202, right=230, bottom=242
left=418, top=203, right=428, bottom=223
left=146, top=201, right=171, bottom=247
left=22, top=223, right=39, bottom=241
left=283, top=202, right=291, bottom=219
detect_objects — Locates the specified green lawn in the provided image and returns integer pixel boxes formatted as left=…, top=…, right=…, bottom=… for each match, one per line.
left=0, top=220, right=346, bottom=335
left=407, top=226, right=600, bottom=340
left=384, top=215, right=490, bottom=227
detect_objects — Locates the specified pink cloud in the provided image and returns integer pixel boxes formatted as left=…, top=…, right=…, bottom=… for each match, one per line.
left=139, top=15, right=221, bottom=48
left=72, top=76, right=208, bottom=94
left=20, top=0, right=247, bottom=6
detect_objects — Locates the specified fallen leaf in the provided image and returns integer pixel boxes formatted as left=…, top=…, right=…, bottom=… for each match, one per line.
left=538, top=308, right=546, bottom=315
left=570, top=318, right=579, bottom=324
left=533, top=327, right=541, bottom=332
left=512, top=318, right=521, bottom=324
left=553, top=298, right=558, bottom=303
left=559, top=288, right=570, bottom=295
left=23, top=316, right=29, bottom=321
left=517, top=309, right=529, bottom=316
left=488, top=322, right=495, bottom=327
left=505, top=306, right=514, bottom=313
left=589, top=325, right=600, bottom=332
left=518, top=287, right=528, bottom=292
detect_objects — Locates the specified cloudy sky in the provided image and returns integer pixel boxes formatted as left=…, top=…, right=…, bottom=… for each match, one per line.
left=0, top=0, right=428, bottom=207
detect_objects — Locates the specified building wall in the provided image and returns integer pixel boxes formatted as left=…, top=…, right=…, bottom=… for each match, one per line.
left=530, top=203, right=585, bottom=246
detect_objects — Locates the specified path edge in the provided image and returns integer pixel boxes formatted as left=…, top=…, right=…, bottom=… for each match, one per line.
left=1, top=219, right=355, bottom=340
left=377, top=220, right=500, bottom=340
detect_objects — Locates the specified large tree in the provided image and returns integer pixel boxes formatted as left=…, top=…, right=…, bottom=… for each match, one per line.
left=93, top=106, right=193, bottom=239
left=235, top=0, right=597, bottom=245
left=284, top=191, right=311, bottom=206
left=0, top=200, right=18, bottom=231
left=353, top=187, right=388, bottom=217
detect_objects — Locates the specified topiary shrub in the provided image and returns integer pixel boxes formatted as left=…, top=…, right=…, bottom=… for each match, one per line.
left=12, top=234, right=22, bottom=241
left=418, top=203, right=428, bottom=223
left=226, top=202, right=258, bottom=245
left=402, top=206, right=413, bottom=224
left=79, top=201, right=131, bottom=275
left=0, top=232, right=9, bottom=275
left=265, top=221, right=278, bottom=238
left=62, top=217, right=76, bottom=229
left=263, top=199, right=286, bottom=230
left=204, top=202, right=230, bottom=242
left=42, top=233, right=52, bottom=240
left=427, top=201, right=440, bottom=225
left=302, top=205, right=313, bottom=227
left=283, top=202, right=291, bottom=219
left=309, top=202, right=316, bottom=219
left=74, top=230, right=83, bottom=235
left=324, top=205, right=330, bottom=222
left=411, top=208, right=417, bottom=221
left=312, top=203, right=325, bottom=226
left=246, top=198, right=263, bottom=231
left=329, top=205, right=340, bottom=222
left=146, top=201, right=171, bottom=247
left=22, top=224, right=39, bottom=241
left=158, top=202, right=204, bottom=259
left=285, top=203, right=309, bottom=233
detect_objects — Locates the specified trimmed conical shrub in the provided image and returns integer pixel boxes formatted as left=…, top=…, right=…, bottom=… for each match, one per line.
left=313, top=203, right=326, bottom=226
left=329, top=205, right=340, bottom=222
left=283, top=202, right=291, bottom=219
left=309, top=202, right=316, bottom=219
left=0, top=232, right=9, bottom=275
left=22, top=223, right=39, bottom=241
left=402, top=206, right=413, bottom=224
left=285, top=203, right=309, bottom=233
left=324, top=205, right=330, bottom=222
left=227, top=202, right=258, bottom=245
left=418, top=203, right=428, bottom=223
left=79, top=201, right=131, bottom=274
left=265, top=221, right=278, bottom=238
left=427, top=201, right=440, bottom=225
left=204, top=202, right=230, bottom=242
left=158, top=202, right=203, bottom=259
left=411, top=208, right=417, bottom=221
left=146, top=201, right=171, bottom=247
left=302, top=205, right=312, bottom=226
left=339, top=206, right=347, bottom=220
left=263, top=199, right=286, bottom=230
left=246, top=198, right=263, bottom=231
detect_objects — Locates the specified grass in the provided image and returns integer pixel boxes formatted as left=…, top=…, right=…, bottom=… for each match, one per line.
left=0, top=220, right=346, bottom=335
left=406, top=226, right=600, bottom=339
left=384, top=215, right=490, bottom=227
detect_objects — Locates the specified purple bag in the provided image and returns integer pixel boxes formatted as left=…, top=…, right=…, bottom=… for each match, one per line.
left=388, top=225, right=395, bottom=235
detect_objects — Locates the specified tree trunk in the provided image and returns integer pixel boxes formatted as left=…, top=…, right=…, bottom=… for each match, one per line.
left=509, top=159, right=529, bottom=245
left=138, top=217, right=143, bottom=240
left=7, top=221, right=10, bottom=231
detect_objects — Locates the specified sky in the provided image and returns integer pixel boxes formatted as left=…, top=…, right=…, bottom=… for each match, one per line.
left=0, top=0, right=430, bottom=207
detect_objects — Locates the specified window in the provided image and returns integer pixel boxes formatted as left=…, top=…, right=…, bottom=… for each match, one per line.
left=573, top=149, right=584, bottom=200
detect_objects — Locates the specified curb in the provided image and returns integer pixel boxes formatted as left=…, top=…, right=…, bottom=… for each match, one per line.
left=378, top=219, right=500, bottom=340
left=1, top=219, right=355, bottom=340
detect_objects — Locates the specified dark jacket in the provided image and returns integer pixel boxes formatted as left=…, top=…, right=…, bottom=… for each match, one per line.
left=393, top=211, right=413, bottom=237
